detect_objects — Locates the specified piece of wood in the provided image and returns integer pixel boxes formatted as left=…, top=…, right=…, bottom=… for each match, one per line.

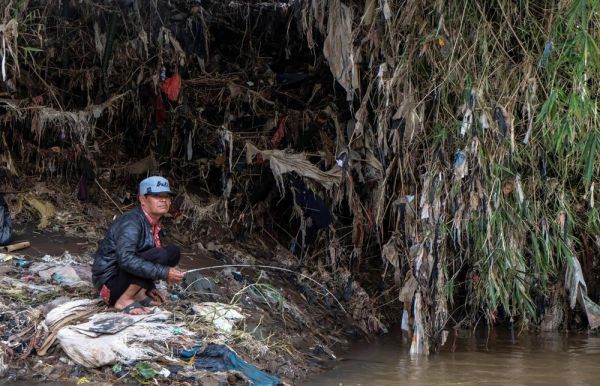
left=1, top=241, right=31, bottom=252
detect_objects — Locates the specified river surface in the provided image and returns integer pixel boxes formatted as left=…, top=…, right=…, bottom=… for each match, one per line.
left=306, top=328, right=600, bottom=386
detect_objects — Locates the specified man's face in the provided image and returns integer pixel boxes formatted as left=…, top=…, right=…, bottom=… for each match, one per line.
left=139, top=193, right=172, bottom=217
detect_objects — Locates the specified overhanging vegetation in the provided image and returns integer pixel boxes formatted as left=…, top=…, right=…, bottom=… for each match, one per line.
left=0, top=0, right=598, bottom=355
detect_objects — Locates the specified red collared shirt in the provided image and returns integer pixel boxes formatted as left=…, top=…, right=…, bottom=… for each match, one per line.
left=141, top=207, right=162, bottom=248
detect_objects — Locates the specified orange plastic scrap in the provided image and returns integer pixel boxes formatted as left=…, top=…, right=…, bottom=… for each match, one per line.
left=161, top=73, right=182, bottom=101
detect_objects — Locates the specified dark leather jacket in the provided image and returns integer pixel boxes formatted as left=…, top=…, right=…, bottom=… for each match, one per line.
left=92, top=206, right=169, bottom=290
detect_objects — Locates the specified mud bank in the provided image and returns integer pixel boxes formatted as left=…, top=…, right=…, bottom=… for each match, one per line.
left=0, top=181, right=380, bottom=385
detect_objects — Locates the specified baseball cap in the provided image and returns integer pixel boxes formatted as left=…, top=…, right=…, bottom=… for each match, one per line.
left=139, top=176, right=174, bottom=196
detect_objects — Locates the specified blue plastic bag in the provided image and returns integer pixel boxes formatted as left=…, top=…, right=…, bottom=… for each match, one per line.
left=195, top=344, right=282, bottom=386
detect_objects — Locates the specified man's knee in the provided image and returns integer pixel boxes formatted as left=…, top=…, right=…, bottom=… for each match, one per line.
left=164, top=245, right=181, bottom=266
left=140, top=247, right=168, bottom=263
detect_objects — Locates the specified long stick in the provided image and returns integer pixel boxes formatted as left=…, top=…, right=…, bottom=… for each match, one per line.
left=184, top=264, right=348, bottom=315
left=95, top=179, right=123, bottom=214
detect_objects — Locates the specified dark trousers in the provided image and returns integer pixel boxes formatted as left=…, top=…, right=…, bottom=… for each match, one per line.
left=105, top=246, right=181, bottom=305
left=141, top=245, right=181, bottom=266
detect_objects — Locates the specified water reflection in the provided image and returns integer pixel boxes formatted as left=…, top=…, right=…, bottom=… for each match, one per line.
left=306, top=328, right=600, bottom=385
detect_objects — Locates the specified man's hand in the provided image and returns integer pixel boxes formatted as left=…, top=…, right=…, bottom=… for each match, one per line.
left=167, top=268, right=185, bottom=284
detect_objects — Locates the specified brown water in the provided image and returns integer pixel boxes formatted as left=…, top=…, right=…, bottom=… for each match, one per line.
left=306, top=328, right=600, bottom=386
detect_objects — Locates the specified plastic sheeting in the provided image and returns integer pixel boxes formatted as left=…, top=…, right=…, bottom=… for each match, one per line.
left=191, top=302, right=245, bottom=332
left=565, top=256, right=600, bottom=329
left=56, top=310, right=192, bottom=367
left=45, top=298, right=101, bottom=329
left=246, top=142, right=341, bottom=192
left=30, top=262, right=90, bottom=287
left=322, top=0, right=357, bottom=98
left=161, top=73, right=182, bottom=101
left=195, top=344, right=282, bottom=386
left=409, top=292, right=428, bottom=355
left=0, top=275, right=52, bottom=293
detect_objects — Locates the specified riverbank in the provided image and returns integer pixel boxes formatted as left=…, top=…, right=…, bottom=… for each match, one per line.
left=0, top=183, right=377, bottom=385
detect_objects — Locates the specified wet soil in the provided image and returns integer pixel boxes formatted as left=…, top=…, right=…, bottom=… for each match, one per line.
left=10, top=222, right=226, bottom=275
left=11, top=224, right=94, bottom=258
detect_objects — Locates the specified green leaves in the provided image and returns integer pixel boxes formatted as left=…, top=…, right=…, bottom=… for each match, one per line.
left=583, top=131, right=597, bottom=187
left=133, top=362, right=158, bottom=383
left=21, top=47, right=43, bottom=53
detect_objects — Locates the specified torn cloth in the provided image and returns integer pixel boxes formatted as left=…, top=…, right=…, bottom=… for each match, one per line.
left=246, top=142, right=341, bottom=191
left=291, top=177, right=331, bottom=229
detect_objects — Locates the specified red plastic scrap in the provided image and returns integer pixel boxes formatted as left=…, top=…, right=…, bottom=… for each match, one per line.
left=271, top=117, right=287, bottom=148
left=161, top=73, right=183, bottom=101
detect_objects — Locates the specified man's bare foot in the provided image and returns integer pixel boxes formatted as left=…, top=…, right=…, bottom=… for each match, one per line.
left=115, top=298, right=152, bottom=315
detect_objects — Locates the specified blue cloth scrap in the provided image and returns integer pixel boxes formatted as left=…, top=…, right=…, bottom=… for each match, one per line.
left=195, top=344, right=282, bottom=386
left=291, top=177, right=331, bottom=229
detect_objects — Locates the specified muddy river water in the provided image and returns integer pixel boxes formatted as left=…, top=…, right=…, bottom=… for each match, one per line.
left=306, top=328, right=600, bottom=385
left=4, top=328, right=600, bottom=385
